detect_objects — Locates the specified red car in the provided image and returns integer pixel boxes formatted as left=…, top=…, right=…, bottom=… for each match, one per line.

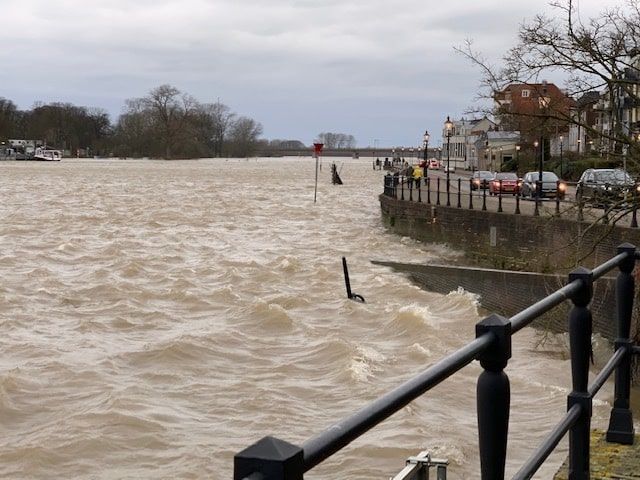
left=489, top=172, right=520, bottom=195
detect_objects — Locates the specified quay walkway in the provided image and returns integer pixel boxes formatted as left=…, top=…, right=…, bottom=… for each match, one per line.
left=554, top=430, right=640, bottom=479
left=384, top=169, right=639, bottom=228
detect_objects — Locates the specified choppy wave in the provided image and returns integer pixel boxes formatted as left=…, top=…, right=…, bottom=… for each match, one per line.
left=0, top=158, right=623, bottom=480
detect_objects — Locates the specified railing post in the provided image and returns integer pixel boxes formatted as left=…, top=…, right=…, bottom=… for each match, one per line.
left=416, top=177, right=422, bottom=203
left=498, top=180, right=503, bottom=213
left=437, top=178, right=441, bottom=206
left=606, top=243, right=637, bottom=444
left=427, top=177, right=431, bottom=204
left=567, top=267, right=594, bottom=480
left=469, top=179, right=474, bottom=210
left=476, top=314, right=512, bottom=480
left=631, top=189, right=638, bottom=228
left=401, top=176, right=405, bottom=201
left=556, top=181, right=561, bottom=215
left=234, top=436, right=304, bottom=480
left=534, top=180, right=540, bottom=216
left=409, top=179, right=413, bottom=202
left=515, top=187, right=521, bottom=215
left=457, top=178, right=462, bottom=208
left=446, top=176, right=451, bottom=207
left=482, top=185, right=487, bottom=211
left=577, top=190, right=584, bottom=222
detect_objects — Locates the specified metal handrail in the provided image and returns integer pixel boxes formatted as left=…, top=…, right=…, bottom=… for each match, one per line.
left=302, top=334, right=493, bottom=470
left=234, top=246, right=638, bottom=480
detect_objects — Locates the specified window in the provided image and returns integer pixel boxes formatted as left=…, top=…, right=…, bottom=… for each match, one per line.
left=522, top=89, right=530, bottom=98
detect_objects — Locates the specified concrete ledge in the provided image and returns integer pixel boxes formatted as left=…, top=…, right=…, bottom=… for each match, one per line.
left=372, top=261, right=620, bottom=340
left=554, top=430, right=640, bottom=479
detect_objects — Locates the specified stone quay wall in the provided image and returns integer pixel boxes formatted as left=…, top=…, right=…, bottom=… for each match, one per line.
left=378, top=194, right=640, bottom=347
left=379, top=193, right=640, bottom=273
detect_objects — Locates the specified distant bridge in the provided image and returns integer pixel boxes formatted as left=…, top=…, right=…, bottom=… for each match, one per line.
left=258, top=147, right=438, bottom=159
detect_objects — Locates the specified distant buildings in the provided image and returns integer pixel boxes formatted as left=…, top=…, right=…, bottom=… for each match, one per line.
left=438, top=48, right=640, bottom=171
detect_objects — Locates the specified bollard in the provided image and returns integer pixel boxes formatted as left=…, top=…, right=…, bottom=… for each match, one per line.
left=457, top=178, right=462, bottom=208
left=498, top=180, right=503, bottom=213
left=409, top=179, right=413, bottom=202
left=469, top=179, right=474, bottom=210
left=437, top=178, right=441, bottom=206
left=515, top=187, right=521, bottom=215
left=555, top=181, right=561, bottom=215
left=606, top=244, right=636, bottom=444
left=534, top=181, right=540, bottom=217
left=567, top=267, right=594, bottom=480
left=476, top=314, right=511, bottom=480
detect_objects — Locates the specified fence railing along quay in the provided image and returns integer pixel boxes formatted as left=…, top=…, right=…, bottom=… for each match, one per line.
left=234, top=245, right=639, bottom=480
left=382, top=174, right=640, bottom=227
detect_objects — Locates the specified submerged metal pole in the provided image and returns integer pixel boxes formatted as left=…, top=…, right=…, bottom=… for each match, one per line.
left=342, top=257, right=365, bottom=303
left=314, top=155, right=319, bottom=203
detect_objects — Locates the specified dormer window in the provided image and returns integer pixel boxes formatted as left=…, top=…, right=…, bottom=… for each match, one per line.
left=522, top=90, right=530, bottom=98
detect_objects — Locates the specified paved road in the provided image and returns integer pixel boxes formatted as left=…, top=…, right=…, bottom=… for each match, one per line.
left=386, top=168, right=638, bottom=227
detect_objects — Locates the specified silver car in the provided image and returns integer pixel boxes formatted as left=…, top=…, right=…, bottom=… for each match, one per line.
left=520, top=171, right=565, bottom=199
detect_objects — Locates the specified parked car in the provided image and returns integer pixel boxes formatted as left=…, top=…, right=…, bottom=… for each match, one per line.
left=489, top=172, right=519, bottom=195
left=443, top=163, right=455, bottom=173
left=428, top=159, right=440, bottom=169
left=520, top=171, right=565, bottom=199
left=576, top=168, right=637, bottom=207
left=471, top=170, right=493, bottom=190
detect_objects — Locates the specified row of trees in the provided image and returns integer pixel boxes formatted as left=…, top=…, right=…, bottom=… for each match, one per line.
left=0, top=85, right=264, bottom=159
left=315, top=132, right=356, bottom=149
left=1, top=85, right=360, bottom=159
left=0, top=98, right=112, bottom=156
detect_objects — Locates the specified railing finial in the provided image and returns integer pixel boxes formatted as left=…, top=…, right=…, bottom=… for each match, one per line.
left=234, top=436, right=304, bottom=480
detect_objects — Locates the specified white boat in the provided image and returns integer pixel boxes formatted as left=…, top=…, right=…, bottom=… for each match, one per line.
left=33, top=147, right=62, bottom=161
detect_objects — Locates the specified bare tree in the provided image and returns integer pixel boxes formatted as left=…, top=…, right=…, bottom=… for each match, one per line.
left=141, top=84, right=198, bottom=159
left=194, top=101, right=235, bottom=157
left=227, top=116, right=263, bottom=157
left=317, top=132, right=357, bottom=149
left=456, top=0, right=640, bottom=169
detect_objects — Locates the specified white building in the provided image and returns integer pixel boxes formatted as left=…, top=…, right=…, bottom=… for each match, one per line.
left=441, top=117, right=496, bottom=170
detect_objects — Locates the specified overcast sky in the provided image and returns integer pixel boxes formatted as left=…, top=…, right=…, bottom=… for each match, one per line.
left=0, top=0, right=624, bottom=147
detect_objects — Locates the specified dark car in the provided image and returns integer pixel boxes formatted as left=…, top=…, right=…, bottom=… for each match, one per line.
left=489, top=172, right=519, bottom=195
left=576, top=168, right=636, bottom=207
left=520, top=171, right=565, bottom=199
left=471, top=170, right=493, bottom=190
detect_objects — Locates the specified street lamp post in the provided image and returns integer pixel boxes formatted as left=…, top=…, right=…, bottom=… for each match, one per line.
left=423, top=130, right=430, bottom=161
left=444, top=116, right=453, bottom=206
left=534, top=139, right=540, bottom=215
left=515, top=145, right=521, bottom=167
left=499, top=146, right=503, bottom=172
left=559, top=136, right=564, bottom=179
left=374, top=138, right=379, bottom=163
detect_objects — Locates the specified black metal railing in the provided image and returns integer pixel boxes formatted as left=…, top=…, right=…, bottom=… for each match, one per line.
left=382, top=173, right=640, bottom=228
left=234, top=244, right=638, bottom=480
